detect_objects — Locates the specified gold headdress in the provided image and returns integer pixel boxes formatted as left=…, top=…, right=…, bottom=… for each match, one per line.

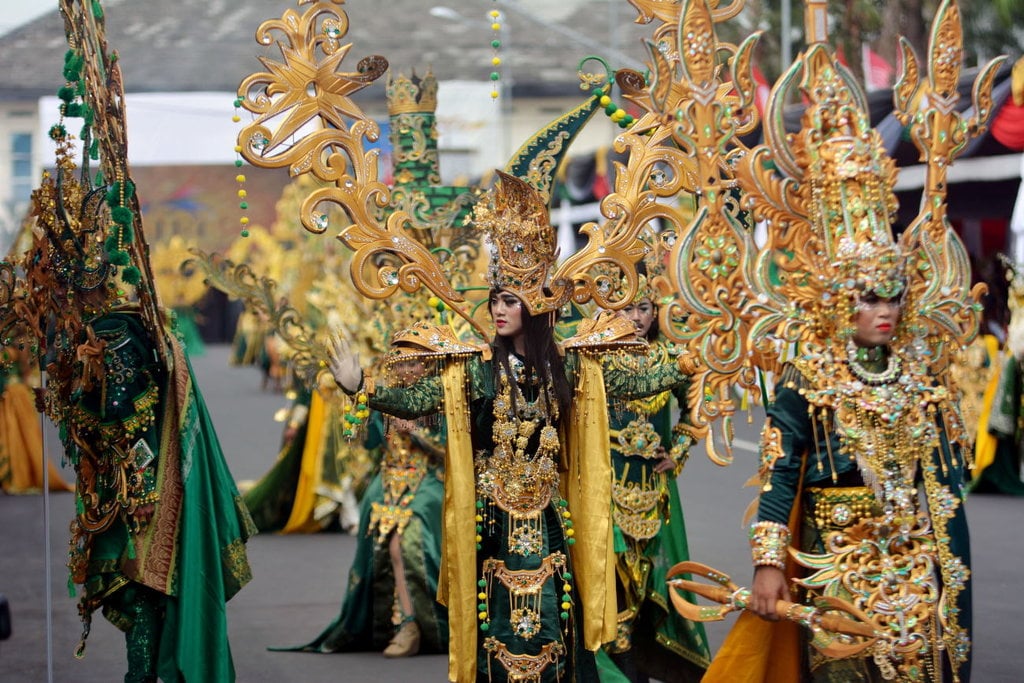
left=472, top=171, right=566, bottom=314
left=739, top=41, right=910, bottom=346
left=16, top=0, right=169, bottom=364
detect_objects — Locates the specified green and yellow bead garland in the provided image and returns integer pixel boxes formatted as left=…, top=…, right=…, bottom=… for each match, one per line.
left=231, top=97, right=251, bottom=237
left=489, top=3, right=503, bottom=100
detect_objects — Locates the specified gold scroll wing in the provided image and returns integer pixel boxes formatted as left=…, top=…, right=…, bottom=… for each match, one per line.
left=237, top=1, right=683, bottom=339
left=620, top=0, right=766, bottom=464
left=893, top=0, right=1006, bottom=367
left=235, top=1, right=488, bottom=339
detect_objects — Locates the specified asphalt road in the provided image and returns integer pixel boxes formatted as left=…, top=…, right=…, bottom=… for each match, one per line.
left=1, top=344, right=1021, bottom=682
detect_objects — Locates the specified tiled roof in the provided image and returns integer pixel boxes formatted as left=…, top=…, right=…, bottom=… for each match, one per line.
left=0, top=0, right=653, bottom=101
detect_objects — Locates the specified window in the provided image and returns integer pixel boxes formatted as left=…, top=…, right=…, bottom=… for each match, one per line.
left=10, top=132, right=33, bottom=204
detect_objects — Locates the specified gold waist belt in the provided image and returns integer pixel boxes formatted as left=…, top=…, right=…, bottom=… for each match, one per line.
left=805, top=486, right=881, bottom=531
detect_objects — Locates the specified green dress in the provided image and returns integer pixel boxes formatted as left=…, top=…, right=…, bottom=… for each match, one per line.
left=975, top=356, right=1024, bottom=495
left=600, top=340, right=710, bottom=682
left=54, top=311, right=255, bottom=682
left=299, top=413, right=448, bottom=653
left=370, top=347, right=690, bottom=683
left=243, top=386, right=313, bottom=532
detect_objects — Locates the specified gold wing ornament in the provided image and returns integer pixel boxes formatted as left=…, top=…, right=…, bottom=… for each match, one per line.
left=617, top=0, right=766, bottom=464
left=184, top=249, right=332, bottom=388
left=892, top=1, right=1006, bottom=375
left=237, top=1, right=702, bottom=343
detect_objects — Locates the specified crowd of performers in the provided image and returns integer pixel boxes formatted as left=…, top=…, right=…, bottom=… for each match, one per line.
left=4, top=0, right=1024, bottom=682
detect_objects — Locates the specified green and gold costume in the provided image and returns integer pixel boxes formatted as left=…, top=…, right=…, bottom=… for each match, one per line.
left=301, top=412, right=448, bottom=653
left=975, top=355, right=1024, bottom=495
left=601, top=340, right=710, bottom=682
left=366, top=317, right=690, bottom=683
left=51, top=311, right=255, bottom=682
left=743, top=359, right=972, bottom=682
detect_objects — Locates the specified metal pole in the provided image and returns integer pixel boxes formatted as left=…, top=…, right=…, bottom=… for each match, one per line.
left=40, top=369, right=54, bottom=683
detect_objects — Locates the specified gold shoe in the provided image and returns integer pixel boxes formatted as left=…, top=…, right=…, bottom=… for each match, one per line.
left=383, top=620, right=421, bottom=658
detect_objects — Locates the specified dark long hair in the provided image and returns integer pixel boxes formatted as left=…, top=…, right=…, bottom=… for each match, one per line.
left=489, top=291, right=573, bottom=420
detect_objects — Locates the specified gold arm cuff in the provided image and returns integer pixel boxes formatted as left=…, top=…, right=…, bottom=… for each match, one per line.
left=749, top=520, right=791, bottom=569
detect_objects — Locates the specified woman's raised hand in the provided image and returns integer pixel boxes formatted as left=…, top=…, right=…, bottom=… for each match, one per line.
left=327, top=329, right=363, bottom=394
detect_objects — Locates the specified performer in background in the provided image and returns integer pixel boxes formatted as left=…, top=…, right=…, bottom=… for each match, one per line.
left=598, top=257, right=709, bottom=683
left=300, top=359, right=448, bottom=658
left=0, top=343, right=73, bottom=494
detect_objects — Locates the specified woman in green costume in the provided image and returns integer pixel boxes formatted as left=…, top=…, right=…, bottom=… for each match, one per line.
left=599, top=284, right=710, bottom=683
left=328, top=173, right=696, bottom=683
left=299, top=360, right=448, bottom=658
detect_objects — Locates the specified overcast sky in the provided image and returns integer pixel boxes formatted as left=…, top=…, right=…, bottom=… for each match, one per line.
left=0, top=3, right=52, bottom=37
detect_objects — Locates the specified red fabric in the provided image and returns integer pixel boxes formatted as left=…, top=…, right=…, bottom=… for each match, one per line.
left=991, top=101, right=1024, bottom=151
left=863, top=45, right=894, bottom=91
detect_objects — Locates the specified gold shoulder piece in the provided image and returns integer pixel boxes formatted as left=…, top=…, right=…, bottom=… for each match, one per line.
left=387, top=321, right=487, bottom=362
left=559, top=311, right=646, bottom=353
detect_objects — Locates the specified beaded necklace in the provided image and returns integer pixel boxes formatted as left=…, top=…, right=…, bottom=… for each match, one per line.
left=804, top=346, right=942, bottom=528
left=492, top=355, right=560, bottom=463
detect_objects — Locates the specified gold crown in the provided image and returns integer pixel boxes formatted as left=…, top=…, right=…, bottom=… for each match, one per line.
left=472, top=171, right=568, bottom=315
left=387, top=69, right=439, bottom=116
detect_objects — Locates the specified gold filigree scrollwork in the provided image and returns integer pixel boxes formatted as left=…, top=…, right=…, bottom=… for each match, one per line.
left=183, top=249, right=328, bottom=387
left=794, top=518, right=942, bottom=680
left=236, top=1, right=488, bottom=339
left=624, top=0, right=764, bottom=464
left=893, top=0, right=1006, bottom=357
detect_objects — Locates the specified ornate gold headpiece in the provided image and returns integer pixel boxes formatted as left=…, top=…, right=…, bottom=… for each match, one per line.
left=472, top=171, right=567, bottom=315
left=386, top=69, right=438, bottom=116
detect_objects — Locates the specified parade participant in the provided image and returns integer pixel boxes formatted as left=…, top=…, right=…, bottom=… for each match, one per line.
left=326, top=171, right=694, bottom=682
left=699, top=7, right=985, bottom=675
left=299, top=359, right=448, bottom=658
left=598, top=258, right=709, bottom=682
left=15, top=3, right=256, bottom=679
left=971, top=262, right=1024, bottom=495
left=0, top=343, right=73, bottom=494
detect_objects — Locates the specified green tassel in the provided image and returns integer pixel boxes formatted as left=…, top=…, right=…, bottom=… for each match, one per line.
left=92, top=1, right=103, bottom=20
left=126, top=539, right=136, bottom=560
left=111, top=205, right=133, bottom=226
left=64, top=103, right=82, bottom=118
left=109, top=249, right=130, bottom=266
left=88, top=138, right=99, bottom=160
left=121, top=265, right=141, bottom=285
left=94, top=170, right=104, bottom=186
left=68, top=574, right=76, bottom=598
left=82, top=104, right=94, bottom=127
left=57, top=85, right=76, bottom=103
left=612, top=524, right=627, bottom=553
left=63, top=52, right=83, bottom=81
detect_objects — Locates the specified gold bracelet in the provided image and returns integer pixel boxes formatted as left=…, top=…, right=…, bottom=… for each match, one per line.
left=749, top=520, right=791, bottom=569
